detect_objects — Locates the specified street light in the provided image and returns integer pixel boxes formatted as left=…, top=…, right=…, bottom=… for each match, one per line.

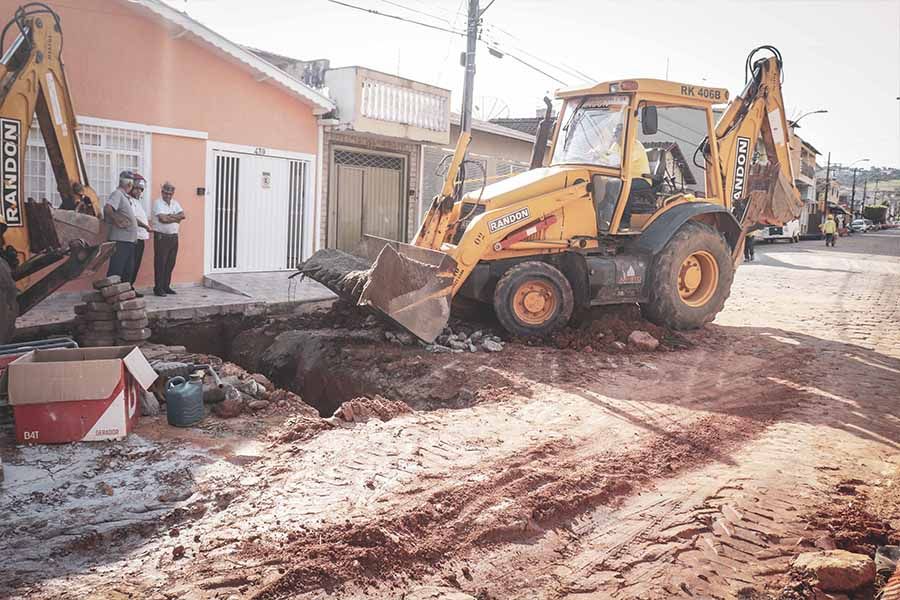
left=788, top=109, right=828, bottom=128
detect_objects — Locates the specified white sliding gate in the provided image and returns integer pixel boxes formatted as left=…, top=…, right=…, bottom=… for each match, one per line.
left=205, top=143, right=314, bottom=273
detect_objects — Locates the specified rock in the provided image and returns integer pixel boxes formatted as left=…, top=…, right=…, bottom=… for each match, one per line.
left=384, top=331, right=397, bottom=343
left=875, top=545, right=900, bottom=576
left=172, top=545, right=185, bottom=560
left=792, top=550, right=875, bottom=592
left=248, top=400, right=270, bottom=411
left=482, top=339, right=503, bottom=352
left=93, top=276, right=121, bottom=289
left=583, top=345, right=593, bottom=353
left=140, top=389, right=160, bottom=416
left=611, top=341, right=627, bottom=351
left=213, top=387, right=244, bottom=418
left=468, top=343, right=477, bottom=353
left=249, top=373, right=274, bottom=391
left=436, top=334, right=450, bottom=345
left=425, top=344, right=452, bottom=353
left=469, top=330, right=483, bottom=343
left=448, top=339, right=467, bottom=351
left=627, top=330, right=660, bottom=351
left=395, top=331, right=416, bottom=345
left=97, top=482, right=114, bottom=496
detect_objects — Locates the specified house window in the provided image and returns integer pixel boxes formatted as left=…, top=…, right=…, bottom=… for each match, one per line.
left=24, top=120, right=151, bottom=209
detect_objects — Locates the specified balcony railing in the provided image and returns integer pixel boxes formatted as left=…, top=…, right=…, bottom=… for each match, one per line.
left=800, top=162, right=816, bottom=179
left=360, top=78, right=449, bottom=132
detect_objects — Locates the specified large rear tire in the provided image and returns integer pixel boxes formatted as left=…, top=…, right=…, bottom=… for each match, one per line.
left=640, top=220, right=734, bottom=330
left=0, top=261, right=18, bottom=344
left=493, top=261, right=574, bottom=337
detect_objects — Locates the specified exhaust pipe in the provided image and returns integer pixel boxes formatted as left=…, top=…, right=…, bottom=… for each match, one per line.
left=530, top=96, right=554, bottom=170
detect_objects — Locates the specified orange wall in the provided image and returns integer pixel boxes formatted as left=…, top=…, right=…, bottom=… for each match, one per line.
left=0, top=0, right=321, bottom=292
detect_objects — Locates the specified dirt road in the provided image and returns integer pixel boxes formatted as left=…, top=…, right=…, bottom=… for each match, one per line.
left=2, top=231, right=898, bottom=600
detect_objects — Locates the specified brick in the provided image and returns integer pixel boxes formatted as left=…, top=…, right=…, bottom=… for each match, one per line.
left=92, top=276, right=121, bottom=289
left=111, top=290, right=136, bottom=303
left=73, top=304, right=89, bottom=315
left=117, top=309, right=147, bottom=321
left=119, top=327, right=152, bottom=342
left=101, top=282, right=133, bottom=298
left=85, top=311, right=116, bottom=321
left=81, top=291, right=105, bottom=303
left=87, top=301, right=115, bottom=313
left=114, top=298, right=146, bottom=311
left=80, top=335, right=116, bottom=346
left=119, top=317, right=149, bottom=330
left=85, top=320, right=117, bottom=333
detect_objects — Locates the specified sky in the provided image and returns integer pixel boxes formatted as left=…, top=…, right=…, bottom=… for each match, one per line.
left=166, top=0, right=900, bottom=169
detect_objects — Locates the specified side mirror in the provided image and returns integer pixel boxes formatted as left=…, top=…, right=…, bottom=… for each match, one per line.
left=641, top=105, right=658, bottom=135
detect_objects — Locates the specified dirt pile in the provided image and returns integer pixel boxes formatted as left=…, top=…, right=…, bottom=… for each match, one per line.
left=517, top=305, right=690, bottom=352
left=809, top=480, right=898, bottom=557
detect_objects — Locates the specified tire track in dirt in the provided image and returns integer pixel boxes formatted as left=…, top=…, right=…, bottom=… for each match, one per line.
left=244, top=409, right=770, bottom=599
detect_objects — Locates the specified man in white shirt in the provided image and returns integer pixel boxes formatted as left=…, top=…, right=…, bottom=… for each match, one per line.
left=128, top=173, right=151, bottom=296
left=151, top=181, right=185, bottom=296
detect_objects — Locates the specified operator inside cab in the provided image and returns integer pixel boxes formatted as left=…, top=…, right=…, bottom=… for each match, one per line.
left=612, top=123, right=652, bottom=230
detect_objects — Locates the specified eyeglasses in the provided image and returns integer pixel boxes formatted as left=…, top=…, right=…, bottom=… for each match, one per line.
left=162, top=189, right=174, bottom=194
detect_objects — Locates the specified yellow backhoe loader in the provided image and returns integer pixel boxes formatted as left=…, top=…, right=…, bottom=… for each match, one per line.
left=0, top=3, right=109, bottom=342
left=300, top=46, right=803, bottom=342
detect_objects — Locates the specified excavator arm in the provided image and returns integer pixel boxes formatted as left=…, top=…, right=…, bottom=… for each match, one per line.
left=702, top=46, right=802, bottom=232
left=0, top=4, right=109, bottom=340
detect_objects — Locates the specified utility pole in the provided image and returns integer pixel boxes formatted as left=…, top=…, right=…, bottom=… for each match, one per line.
left=823, top=152, right=831, bottom=216
left=459, top=0, right=480, bottom=135
left=850, top=167, right=858, bottom=217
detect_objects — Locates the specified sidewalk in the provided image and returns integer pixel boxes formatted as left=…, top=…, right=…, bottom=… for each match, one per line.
left=15, top=272, right=336, bottom=340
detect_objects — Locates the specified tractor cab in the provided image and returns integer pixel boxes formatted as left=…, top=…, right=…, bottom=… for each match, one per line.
left=550, top=79, right=731, bottom=235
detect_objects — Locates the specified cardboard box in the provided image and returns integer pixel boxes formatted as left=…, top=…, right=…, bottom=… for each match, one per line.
left=8, top=346, right=157, bottom=444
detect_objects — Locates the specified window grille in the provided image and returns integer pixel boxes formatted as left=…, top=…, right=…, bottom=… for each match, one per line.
left=24, top=119, right=149, bottom=207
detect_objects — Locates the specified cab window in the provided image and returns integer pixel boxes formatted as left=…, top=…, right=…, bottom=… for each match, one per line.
left=551, top=95, right=629, bottom=168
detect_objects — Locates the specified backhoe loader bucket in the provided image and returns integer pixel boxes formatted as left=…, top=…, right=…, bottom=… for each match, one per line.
left=359, top=236, right=457, bottom=343
left=743, top=163, right=803, bottom=227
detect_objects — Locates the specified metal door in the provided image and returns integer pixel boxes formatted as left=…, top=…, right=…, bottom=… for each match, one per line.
left=333, top=148, right=405, bottom=253
left=211, top=150, right=308, bottom=272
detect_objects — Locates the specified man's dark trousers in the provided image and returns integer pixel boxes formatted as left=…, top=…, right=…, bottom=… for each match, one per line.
left=107, top=241, right=136, bottom=281
left=129, top=239, right=145, bottom=285
left=154, top=232, right=179, bottom=292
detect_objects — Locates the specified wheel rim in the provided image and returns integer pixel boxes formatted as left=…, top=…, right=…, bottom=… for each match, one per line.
left=677, top=250, right=719, bottom=307
left=512, top=279, right=557, bottom=325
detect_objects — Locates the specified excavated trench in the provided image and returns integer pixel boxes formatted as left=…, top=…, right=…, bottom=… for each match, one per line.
left=149, top=307, right=496, bottom=417
left=150, top=302, right=684, bottom=418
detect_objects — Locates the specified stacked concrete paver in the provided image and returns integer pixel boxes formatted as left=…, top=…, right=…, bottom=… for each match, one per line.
left=74, top=276, right=152, bottom=347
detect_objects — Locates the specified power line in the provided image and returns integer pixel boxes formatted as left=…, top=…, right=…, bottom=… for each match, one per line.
left=375, top=0, right=452, bottom=25
left=480, top=31, right=588, bottom=84
left=326, top=0, right=464, bottom=37
left=485, top=42, right=569, bottom=86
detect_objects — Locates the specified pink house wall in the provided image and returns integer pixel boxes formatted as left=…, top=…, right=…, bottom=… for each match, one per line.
left=0, top=0, right=321, bottom=291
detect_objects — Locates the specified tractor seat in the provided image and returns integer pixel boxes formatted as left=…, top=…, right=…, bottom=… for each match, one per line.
left=645, top=147, right=668, bottom=192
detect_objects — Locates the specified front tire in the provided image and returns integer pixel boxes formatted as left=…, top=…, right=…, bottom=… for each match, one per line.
left=493, top=261, right=574, bottom=337
left=640, top=221, right=734, bottom=330
left=0, top=261, right=18, bottom=344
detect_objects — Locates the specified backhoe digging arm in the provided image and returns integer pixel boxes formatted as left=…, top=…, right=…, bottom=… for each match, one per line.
left=703, top=46, right=802, bottom=233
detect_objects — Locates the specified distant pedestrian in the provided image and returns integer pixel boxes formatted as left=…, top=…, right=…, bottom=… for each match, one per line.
left=104, top=171, right=137, bottom=281
left=152, top=181, right=185, bottom=296
left=821, top=214, right=837, bottom=247
left=743, top=230, right=756, bottom=262
left=128, top=173, right=151, bottom=296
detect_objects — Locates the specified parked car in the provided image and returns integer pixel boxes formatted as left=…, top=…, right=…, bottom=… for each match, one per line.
left=850, top=219, right=869, bottom=233
left=759, top=219, right=801, bottom=243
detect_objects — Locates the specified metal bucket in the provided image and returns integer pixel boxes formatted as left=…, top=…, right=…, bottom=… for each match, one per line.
left=358, top=236, right=457, bottom=343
